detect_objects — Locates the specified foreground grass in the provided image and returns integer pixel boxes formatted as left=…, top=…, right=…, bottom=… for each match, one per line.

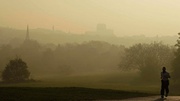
left=0, top=87, right=156, bottom=101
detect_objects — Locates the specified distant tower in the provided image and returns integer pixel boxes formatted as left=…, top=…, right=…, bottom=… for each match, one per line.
left=52, top=25, right=54, bottom=31
left=25, top=25, right=30, bottom=41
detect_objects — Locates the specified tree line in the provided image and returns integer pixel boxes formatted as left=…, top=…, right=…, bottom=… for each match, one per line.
left=0, top=34, right=180, bottom=86
left=0, top=40, right=125, bottom=78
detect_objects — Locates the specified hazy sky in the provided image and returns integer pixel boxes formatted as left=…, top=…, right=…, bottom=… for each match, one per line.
left=0, top=0, right=180, bottom=36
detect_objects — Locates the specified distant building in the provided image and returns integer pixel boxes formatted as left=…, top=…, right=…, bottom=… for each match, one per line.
left=52, top=26, right=54, bottom=31
left=96, top=24, right=107, bottom=32
left=85, top=24, right=114, bottom=37
left=25, top=25, right=30, bottom=41
left=23, top=25, right=40, bottom=49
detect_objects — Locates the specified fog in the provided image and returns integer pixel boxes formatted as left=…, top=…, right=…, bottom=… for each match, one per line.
left=0, top=25, right=176, bottom=92
left=0, top=0, right=179, bottom=93
left=1, top=0, right=180, bottom=36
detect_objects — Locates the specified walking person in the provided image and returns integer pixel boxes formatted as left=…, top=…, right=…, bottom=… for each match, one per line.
left=161, top=67, right=170, bottom=98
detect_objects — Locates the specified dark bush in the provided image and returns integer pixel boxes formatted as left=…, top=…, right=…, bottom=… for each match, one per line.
left=2, top=58, right=30, bottom=83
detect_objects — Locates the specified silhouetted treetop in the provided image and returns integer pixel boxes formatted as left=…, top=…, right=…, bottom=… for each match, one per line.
left=2, top=58, right=30, bottom=82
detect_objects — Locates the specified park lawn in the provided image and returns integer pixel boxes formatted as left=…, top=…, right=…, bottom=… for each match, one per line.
left=0, top=87, right=156, bottom=101
left=0, top=71, right=162, bottom=100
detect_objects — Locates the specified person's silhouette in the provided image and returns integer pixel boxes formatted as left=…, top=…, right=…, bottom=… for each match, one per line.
left=161, top=67, right=170, bottom=98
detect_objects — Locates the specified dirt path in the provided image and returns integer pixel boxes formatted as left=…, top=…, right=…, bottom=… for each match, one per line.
left=120, top=96, right=180, bottom=101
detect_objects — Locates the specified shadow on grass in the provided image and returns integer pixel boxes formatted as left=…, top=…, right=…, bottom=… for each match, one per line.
left=154, top=98, right=166, bottom=101
left=0, top=87, right=156, bottom=101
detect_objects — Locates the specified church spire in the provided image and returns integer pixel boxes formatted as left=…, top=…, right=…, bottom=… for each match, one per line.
left=26, top=25, right=30, bottom=41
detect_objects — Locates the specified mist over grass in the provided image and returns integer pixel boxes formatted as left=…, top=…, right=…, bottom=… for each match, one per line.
left=0, top=70, right=159, bottom=94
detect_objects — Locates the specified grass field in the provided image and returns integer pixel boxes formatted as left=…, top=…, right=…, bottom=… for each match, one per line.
left=0, top=87, right=156, bottom=101
left=0, top=71, right=160, bottom=93
left=0, top=71, right=163, bottom=100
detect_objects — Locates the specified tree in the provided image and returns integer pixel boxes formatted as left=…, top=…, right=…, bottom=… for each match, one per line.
left=172, top=33, right=180, bottom=83
left=2, top=58, right=30, bottom=82
left=119, top=42, right=173, bottom=82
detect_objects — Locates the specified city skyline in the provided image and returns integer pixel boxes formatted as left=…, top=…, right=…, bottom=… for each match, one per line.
left=1, top=0, right=180, bottom=36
